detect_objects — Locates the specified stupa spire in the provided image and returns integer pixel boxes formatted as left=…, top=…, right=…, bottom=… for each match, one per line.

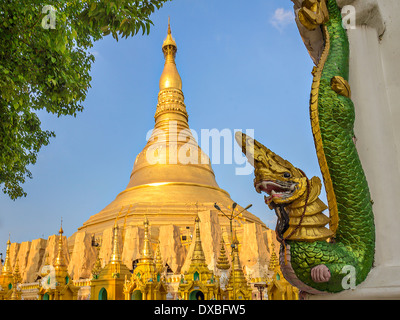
left=190, top=215, right=207, bottom=265
left=231, top=232, right=242, bottom=272
left=216, top=237, right=230, bottom=270
left=141, top=217, right=153, bottom=260
left=110, top=220, right=122, bottom=264
left=54, top=219, right=67, bottom=272
left=268, top=242, right=279, bottom=271
left=10, top=259, right=21, bottom=300
left=1, top=235, right=12, bottom=276
left=13, top=258, right=22, bottom=285
left=159, top=17, right=181, bottom=91
left=155, top=241, right=164, bottom=273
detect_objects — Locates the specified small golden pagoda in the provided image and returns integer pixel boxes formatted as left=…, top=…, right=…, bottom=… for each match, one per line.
left=123, top=217, right=167, bottom=300
left=178, top=216, right=222, bottom=300
left=90, top=222, right=131, bottom=300
left=225, top=233, right=252, bottom=300
left=155, top=241, right=165, bottom=275
left=216, top=237, right=230, bottom=294
left=216, top=237, right=230, bottom=271
left=266, top=243, right=299, bottom=300
left=10, top=258, right=22, bottom=300
left=0, top=236, right=16, bottom=300
left=38, top=224, right=79, bottom=300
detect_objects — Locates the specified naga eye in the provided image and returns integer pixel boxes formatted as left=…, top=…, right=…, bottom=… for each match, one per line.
left=283, top=172, right=291, bottom=178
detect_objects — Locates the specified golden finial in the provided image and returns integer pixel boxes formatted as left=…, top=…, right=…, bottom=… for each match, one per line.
left=155, top=241, right=164, bottom=273
left=141, top=216, right=153, bottom=259
left=2, top=234, right=12, bottom=275
left=59, top=217, right=64, bottom=235
left=162, top=17, right=176, bottom=50
left=160, top=17, right=182, bottom=90
left=190, top=215, right=206, bottom=264
left=110, top=222, right=121, bottom=263
left=54, top=221, right=67, bottom=271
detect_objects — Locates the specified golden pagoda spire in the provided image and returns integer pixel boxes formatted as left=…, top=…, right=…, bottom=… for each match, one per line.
left=10, top=257, right=22, bottom=300
left=216, top=237, right=230, bottom=270
left=13, top=258, right=22, bottom=284
left=191, top=216, right=207, bottom=264
left=155, top=241, right=164, bottom=273
left=231, top=232, right=243, bottom=273
left=159, top=17, right=182, bottom=91
left=226, top=232, right=252, bottom=300
left=153, top=18, right=187, bottom=125
left=110, top=221, right=122, bottom=264
left=1, top=235, right=12, bottom=276
left=141, top=217, right=153, bottom=261
left=268, top=243, right=279, bottom=272
left=54, top=219, right=67, bottom=272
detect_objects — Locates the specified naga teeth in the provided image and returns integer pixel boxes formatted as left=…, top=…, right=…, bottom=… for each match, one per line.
left=271, top=190, right=276, bottom=195
left=262, top=181, right=269, bottom=189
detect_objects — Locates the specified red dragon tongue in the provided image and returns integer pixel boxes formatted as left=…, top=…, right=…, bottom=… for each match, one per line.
left=266, top=184, right=284, bottom=194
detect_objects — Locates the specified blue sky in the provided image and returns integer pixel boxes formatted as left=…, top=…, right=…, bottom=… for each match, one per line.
left=0, top=0, right=325, bottom=257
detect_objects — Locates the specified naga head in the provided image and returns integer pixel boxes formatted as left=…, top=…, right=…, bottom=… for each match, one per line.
left=235, top=132, right=308, bottom=207
left=235, top=132, right=309, bottom=240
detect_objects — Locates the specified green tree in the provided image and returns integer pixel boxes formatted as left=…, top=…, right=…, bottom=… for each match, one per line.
left=0, top=0, right=169, bottom=199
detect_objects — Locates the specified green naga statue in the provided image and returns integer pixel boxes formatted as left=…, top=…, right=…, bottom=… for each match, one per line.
left=236, top=0, right=375, bottom=294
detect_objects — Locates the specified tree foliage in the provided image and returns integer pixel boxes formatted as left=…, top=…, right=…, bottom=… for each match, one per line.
left=0, top=0, right=169, bottom=199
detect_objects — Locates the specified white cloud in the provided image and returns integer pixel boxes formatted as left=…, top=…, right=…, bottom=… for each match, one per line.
left=90, top=50, right=101, bottom=58
left=270, top=8, right=295, bottom=31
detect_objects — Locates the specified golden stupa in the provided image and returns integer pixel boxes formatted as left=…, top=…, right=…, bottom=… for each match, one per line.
left=76, top=20, right=265, bottom=238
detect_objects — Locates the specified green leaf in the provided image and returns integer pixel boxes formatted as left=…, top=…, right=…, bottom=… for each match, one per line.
left=0, top=0, right=170, bottom=199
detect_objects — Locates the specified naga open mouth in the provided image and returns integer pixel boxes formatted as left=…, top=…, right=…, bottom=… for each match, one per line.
left=255, top=180, right=297, bottom=205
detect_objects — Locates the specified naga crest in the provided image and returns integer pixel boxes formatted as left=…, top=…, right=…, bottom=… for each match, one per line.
left=298, top=0, right=329, bottom=31
left=235, top=132, right=331, bottom=243
left=235, top=132, right=308, bottom=208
